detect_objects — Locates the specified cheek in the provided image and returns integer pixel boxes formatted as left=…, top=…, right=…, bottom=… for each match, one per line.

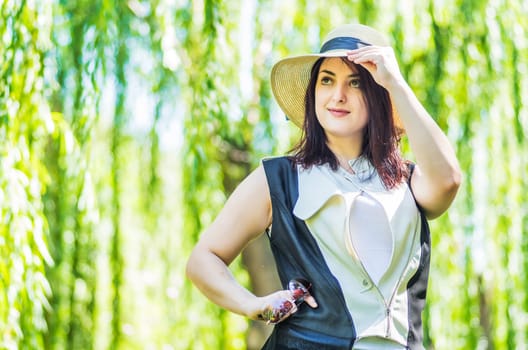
left=314, top=88, right=329, bottom=110
left=354, top=94, right=368, bottom=113
left=314, top=99, right=327, bottom=122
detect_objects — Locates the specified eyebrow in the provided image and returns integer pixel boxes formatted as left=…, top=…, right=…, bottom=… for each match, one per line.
left=320, top=69, right=360, bottom=78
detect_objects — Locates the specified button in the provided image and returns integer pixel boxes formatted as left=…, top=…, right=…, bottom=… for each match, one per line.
left=362, top=279, right=369, bottom=286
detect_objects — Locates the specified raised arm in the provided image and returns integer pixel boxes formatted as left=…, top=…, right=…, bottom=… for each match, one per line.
left=349, top=46, right=462, bottom=219
left=387, top=78, right=461, bottom=219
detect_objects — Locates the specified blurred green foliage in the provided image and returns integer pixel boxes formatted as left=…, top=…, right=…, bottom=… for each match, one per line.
left=0, top=0, right=527, bottom=349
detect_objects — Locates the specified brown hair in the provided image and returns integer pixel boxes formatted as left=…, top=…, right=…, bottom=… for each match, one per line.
left=290, top=57, right=408, bottom=189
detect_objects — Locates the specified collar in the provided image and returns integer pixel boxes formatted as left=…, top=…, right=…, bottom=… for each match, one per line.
left=347, top=156, right=374, bottom=181
left=293, top=161, right=404, bottom=221
left=293, top=164, right=342, bottom=220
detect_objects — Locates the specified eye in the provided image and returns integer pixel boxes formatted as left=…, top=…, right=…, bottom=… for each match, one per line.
left=349, top=78, right=361, bottom=88
left=320, top=76, right=333, bottom=85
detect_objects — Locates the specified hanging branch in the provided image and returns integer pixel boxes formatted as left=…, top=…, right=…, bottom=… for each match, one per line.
left=0, top=1, right=54, bottom=348
left=109, top=4, right=131, bottom=346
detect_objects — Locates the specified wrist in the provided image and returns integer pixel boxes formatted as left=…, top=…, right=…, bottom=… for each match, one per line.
left=384, top=75, right=408, bottom=93
left=238, top=294, right=262, bottom=319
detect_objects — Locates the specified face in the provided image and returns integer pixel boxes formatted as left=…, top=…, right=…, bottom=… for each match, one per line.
left=315, top=58, right=368, bottom=141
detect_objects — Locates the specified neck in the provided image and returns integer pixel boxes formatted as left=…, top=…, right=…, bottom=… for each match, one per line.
left=326, top=137, right=363, bottom=162
left=326, top=138, right=363, bottom=173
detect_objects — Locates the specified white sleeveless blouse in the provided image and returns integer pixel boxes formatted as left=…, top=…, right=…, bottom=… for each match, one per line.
left=292, top=159, right=421, bottom=349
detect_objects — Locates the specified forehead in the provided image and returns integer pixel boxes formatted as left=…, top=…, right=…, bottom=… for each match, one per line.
left=319, top=57, right=358, bottom=74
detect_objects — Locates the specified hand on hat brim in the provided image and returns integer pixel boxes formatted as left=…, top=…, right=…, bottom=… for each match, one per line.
left=346, top=46, right=405, bottom=90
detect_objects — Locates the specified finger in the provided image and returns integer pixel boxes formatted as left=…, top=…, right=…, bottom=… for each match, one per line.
left=264, top=305, right=295, bottom=325
left=346, top=45, right=382, bottom=54
left=304, top=295, right=319, bottom=308
left=286, top=303, right=298, bottom=316
left=350, top=52, right=382, bottom=65
left=346, top=46, right=383, bottom=58
left=345, top=53, right=382, bottom=72
left=262, top=295, right=297, bottom=324
left=276, top=303, right=297, bottom=323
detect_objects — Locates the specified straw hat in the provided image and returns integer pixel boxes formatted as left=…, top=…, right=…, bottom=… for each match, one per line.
left=271, top=23, right=402, bottom=130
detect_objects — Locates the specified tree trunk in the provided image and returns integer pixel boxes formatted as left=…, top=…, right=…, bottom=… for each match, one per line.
left=242, top=233, right=282, bottom=350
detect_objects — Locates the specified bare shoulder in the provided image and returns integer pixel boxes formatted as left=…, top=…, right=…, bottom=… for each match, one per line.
left=195, top=164, right=272, bottom=265
left=228, top=164, right=271, bottom=217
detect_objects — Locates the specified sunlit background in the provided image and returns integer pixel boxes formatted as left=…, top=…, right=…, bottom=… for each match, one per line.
left=1, top=0, right=527, bottom=349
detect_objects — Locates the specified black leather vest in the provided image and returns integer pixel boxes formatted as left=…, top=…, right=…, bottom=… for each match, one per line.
left=261, top=157, right=355, bottom=349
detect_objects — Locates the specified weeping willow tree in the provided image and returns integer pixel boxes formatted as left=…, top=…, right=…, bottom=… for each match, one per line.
left=41, top=0, right=106, bottom=348
left=0, top=2, right=51, bottom=348
left=1, top=0, right=527, bottom=349
left=399, top=1, right=528, bottom=348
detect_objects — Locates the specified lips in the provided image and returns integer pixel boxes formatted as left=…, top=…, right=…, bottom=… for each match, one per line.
left=327, top=108, right=350, bottom=117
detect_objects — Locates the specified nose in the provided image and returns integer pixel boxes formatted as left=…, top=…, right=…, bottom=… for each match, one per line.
left=332, top=83, right=347, bottom=103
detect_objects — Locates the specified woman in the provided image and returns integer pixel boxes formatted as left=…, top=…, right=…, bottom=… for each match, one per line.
left=186, top=23, right=461, bottom=349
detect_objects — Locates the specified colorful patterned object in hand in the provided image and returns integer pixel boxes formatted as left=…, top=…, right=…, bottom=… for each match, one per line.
left=264, top=278, right=312, bottom=324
